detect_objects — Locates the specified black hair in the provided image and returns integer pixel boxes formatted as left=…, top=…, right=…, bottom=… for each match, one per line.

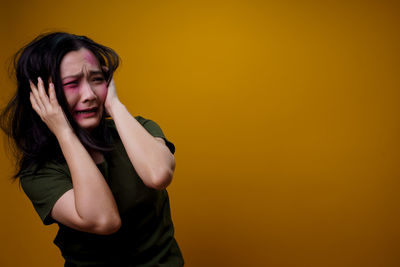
left=0, top=32, right=120, bottom=179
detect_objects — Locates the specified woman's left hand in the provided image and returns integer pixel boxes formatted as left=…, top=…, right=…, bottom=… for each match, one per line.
left=104, top=78, right=120, bottom=116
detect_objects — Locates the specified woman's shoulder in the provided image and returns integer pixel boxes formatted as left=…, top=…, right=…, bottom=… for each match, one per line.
left=105, top=115, right=148, bottom=127
left=19, top=159, right=69, bottom=180
left=133, top=115, right=149, bottom=124
left=105, top=116, right=157, bottom=135
left=105, top=116, right=175, bottom=154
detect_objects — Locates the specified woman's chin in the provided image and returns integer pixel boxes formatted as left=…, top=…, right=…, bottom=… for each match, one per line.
left=75, top=117, right=101, bottom=131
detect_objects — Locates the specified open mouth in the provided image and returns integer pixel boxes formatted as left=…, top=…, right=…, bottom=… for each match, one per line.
left=75, top=107, right=98, bottom=115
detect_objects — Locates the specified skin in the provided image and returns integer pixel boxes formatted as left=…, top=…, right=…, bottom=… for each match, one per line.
left=28, top=48, right=176, bottom=235
left=60, top=48, right=107, bottom=131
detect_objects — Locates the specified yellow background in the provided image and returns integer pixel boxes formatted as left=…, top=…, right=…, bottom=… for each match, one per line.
left=0, top=0, right=399, bottom=266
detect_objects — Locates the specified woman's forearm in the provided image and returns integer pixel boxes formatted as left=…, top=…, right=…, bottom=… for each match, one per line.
left=107, top=101, right=175, bottom=190
left=56, top=130, right=121, bottom=230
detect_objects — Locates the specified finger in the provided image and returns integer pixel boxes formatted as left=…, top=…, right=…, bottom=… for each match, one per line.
left=37, top=77, right=51, bottom=107
left=48, top=82, right=58, bottom=104
left=30, top=80, right=45, bottom=112
left=29, top=92, right=42, bottom=116
left=29, top=79, right=37, bottom=92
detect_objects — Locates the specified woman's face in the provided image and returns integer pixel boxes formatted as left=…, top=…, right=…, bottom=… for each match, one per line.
left=60, top=48, right=108, bottom=131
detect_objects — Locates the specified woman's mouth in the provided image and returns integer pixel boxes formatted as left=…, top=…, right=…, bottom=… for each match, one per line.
left=74, top=107, right=98, bottom=117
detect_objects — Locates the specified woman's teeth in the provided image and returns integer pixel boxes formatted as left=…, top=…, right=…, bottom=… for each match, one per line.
left=77, top=109, right=96, bottom=114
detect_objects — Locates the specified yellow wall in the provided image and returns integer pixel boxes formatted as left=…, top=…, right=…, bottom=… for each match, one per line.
left=1, top=0, right=399, bottom=266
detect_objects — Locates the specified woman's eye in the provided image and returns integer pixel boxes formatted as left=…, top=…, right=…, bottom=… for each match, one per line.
left=63, top=81, right=78, bottom=88
left=93, top=77, right=105, bottom=83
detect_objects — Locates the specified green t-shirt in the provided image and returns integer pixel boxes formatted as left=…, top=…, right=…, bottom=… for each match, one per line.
left=20, top=116, right=184, bottom=267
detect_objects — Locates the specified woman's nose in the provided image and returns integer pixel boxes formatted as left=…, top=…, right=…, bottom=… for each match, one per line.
left=80, top=81, right=96, bottom=102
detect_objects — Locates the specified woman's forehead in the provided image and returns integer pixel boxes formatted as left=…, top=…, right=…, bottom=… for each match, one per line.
left=60, top=48, right=101, bottom=77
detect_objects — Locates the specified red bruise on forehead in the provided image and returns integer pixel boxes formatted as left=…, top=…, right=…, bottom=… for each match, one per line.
left=82, top=49, right=99, bottom=66
left=61, top=48, right=105, bottom=82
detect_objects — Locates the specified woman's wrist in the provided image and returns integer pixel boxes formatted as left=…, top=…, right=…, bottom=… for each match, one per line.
left=55, top=127, right=76, bottom=144
left=106, top=98, right=124, bottom=118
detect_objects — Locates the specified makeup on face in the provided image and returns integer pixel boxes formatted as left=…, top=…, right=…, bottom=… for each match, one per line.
left=60, top=48, right=108, bottom=131
left=62, top=71, right=106, bottom=90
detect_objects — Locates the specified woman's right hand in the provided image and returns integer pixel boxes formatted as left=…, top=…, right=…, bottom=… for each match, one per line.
left=29, top=77, right=73, bottom=137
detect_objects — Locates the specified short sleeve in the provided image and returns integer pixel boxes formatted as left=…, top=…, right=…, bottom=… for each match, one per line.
left=135, top=116, right=176, bottom=155
left=20, top=162, right=73, bottom=225
left=106, top=116, right=175, bottom=154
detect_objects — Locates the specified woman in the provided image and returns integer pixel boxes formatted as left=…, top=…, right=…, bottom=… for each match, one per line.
left=0, top=32, right=184, bottom=266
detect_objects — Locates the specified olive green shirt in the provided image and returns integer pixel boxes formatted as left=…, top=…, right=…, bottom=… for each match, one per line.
left=20, top=116, right=184, bottom=267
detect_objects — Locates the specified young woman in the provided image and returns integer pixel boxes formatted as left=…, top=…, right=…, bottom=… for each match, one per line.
left=0, top=32, right=184, bottom=266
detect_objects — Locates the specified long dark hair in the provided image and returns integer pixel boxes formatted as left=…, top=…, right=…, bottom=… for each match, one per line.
left=0, top=32, right=120, bottom=179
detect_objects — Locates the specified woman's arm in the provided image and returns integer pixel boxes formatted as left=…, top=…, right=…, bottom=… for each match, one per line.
left=51, top=130, right=121, bottom=234
left=30, top=78, right=121, bottom=235
left=105, top=80, right=176, bottom=190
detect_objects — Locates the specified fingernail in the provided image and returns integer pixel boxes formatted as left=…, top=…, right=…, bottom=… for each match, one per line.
left=38, top=77, right=42, bottom=83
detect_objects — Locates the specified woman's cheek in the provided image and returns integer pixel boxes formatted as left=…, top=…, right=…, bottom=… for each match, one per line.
left=63, top=88, right=79, bottom=109
left=97, top=84, right=108, bottom=102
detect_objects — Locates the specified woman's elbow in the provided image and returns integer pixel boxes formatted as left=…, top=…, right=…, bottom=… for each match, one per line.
left=92, top=215, right=122, bottom=235
left=148, top=168, right=174, bottom=190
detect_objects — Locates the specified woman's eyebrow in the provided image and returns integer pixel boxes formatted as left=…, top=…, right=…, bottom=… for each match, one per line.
left=62, top=71, right=104, bottom=81
left=62, top=73, right=83, bottom=81
left=89, top=71, right=104, bottom=76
